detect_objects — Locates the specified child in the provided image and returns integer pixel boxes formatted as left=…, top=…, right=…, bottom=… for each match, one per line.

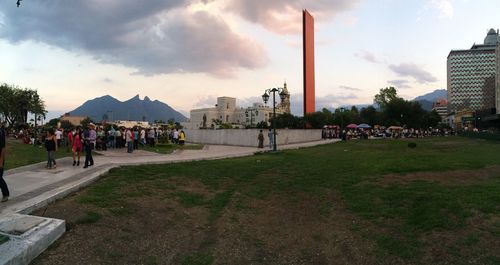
left=72, top=128, right=83, bottom=166
left=45, top=129, right=58, bottom=169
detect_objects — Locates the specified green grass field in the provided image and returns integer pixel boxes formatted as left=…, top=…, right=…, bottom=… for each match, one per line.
left=33, top=137, right=500, bottom=265
left=5, top=138, right=72, bottom=169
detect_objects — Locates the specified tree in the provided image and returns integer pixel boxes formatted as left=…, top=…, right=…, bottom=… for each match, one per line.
left=46, top=118, right=60, bottom=128
left=80, top=117, right=94, bottom=128
left=360, top=106, right=380, bottom=125
left=0, top=83, right=46, bottom=127
left=60, top=120, right=73, bottom=131
left=272, top=113, right=304, bottom=129
left=374, top=87, right=398, bottom=109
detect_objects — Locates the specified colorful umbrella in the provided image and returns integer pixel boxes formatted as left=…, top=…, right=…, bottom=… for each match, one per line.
left=357, top=123, right=371, bottom=129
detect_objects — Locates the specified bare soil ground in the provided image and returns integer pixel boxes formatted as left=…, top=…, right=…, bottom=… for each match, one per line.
left=380, top=165, right=500, bottom=185
left=31, top=182, right=381, bottom=265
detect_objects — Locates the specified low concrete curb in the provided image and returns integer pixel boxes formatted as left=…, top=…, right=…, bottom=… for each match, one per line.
left=0, top=214, right=65, bottom=265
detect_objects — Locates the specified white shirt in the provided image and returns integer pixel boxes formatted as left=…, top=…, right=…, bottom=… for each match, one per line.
left=55, top=130, right=63, bottom=140
left=140, top=130, right=146, bottom=139
left=173, top=131, right=179, bottom=139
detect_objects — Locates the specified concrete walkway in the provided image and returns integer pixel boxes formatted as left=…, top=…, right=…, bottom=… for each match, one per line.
left=0, top=140, right=339, bottom=216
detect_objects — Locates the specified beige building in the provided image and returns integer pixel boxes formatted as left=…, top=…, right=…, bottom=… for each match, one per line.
left=185, top=83, right=291, bottom=129
left=113, top=120, right=151, bottom=129
left=60, top=113, right=87, bottom=126
left=432, top=98, right=448, bottom=122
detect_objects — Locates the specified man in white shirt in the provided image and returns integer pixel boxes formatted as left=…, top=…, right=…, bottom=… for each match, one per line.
left=55, top=128, right=63, bottom=147
left=140, top=128, right=146, bottom=146
left=173, top=129, right=179, bottom=144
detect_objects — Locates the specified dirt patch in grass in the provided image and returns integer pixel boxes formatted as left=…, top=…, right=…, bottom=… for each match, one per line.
left=380, top=165, right=500, bottom=185
left=419, top=214, right=500, bottom=264
left=211, top=191, right=382, bottom=265
left=31, top=185, right=387, bottom=264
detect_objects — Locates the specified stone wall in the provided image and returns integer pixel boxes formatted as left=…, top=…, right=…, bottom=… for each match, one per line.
left=184, top=129, right=322, bottom=147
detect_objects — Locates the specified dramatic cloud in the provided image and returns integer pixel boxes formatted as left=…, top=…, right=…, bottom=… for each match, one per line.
left=225, top=0, right=359, bottom=34
left=429, top=0, right=454, bottom=19
left=355, top=50, right=383, bottom=64
left=0, top=1, right=268, bottom=77
left=387, top=80, right=411, bottom=89
left=388, top=63, right=438, bottom=84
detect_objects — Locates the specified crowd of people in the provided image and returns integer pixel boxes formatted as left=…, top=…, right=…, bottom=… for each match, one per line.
left=322, top=126, right=457, bottom=141
left=6, top=124, right=187, bottom=169
left=0, top=122, right=188, bottom=203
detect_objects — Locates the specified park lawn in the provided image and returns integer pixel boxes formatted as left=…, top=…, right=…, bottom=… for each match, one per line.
left=5, top=138, right=72, bottom=169
left=141, top=143, right=204, bottom=154
left=33, top=137, right=500, bottom=265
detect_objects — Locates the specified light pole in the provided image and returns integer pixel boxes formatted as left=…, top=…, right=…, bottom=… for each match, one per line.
left=339, top=107, right=345, bottom=129
left=245, top=109, right=259, bottom=127
left=262, top=87, right=289, bottom=151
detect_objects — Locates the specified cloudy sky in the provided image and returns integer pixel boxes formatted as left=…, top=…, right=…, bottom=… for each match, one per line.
left=1, top=0, right=499, bottom=117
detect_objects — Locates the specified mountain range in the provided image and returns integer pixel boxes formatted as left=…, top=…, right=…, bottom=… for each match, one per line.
left=413, top=89, right=447, bottom=111
left=69, top=95, right=187, bottom=123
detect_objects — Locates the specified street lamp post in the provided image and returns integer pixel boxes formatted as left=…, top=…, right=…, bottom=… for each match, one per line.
left=339, top=107, right=346, bottom=129
left=262, top=87, right=289, bottom=151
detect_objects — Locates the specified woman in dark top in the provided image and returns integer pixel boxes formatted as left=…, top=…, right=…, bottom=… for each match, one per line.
left=45, top=129, right=58, bottom=169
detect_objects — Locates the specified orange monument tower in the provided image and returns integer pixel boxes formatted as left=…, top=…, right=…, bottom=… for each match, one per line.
left=303, top=9, right=315, bottom=115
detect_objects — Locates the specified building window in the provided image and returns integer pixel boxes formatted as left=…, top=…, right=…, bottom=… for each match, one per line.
left=226, top=115, right=229, bottom=122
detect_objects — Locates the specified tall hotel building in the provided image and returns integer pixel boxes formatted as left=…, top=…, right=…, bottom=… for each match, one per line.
left=447, top=29, right=500, bottom=114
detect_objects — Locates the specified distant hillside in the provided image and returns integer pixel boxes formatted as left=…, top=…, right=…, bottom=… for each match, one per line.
left=414, top=89, right=447, bottom=102
left=413, top=89, right=447, bottom=111
left=69, top=95, right=187, bottom=123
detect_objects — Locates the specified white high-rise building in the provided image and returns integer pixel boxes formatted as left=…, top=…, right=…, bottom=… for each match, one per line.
left=447, top=29, right=500, bottom=114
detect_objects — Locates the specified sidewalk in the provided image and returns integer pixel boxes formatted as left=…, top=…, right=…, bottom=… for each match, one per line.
left=0, top=140, right=339, bottom=216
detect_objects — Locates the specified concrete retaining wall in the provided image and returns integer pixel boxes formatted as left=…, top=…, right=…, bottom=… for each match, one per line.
left=184, top=129, right=322, bottom=147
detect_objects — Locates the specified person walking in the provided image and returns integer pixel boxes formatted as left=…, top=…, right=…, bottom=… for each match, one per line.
left=126, top=128, right=134, bottom=153
left=147, top=128, right=155, bottom=147
left=0, top=124, right=9, bottom=202
left=133, top=128, right=139, bottom=150
left=267, top=128, right=273, bottom=149
left=258, top=130, right=264, bottom=148
left=45, top=128, right=58, bottom=169
left=140, top=128, right=146, bottom=146
left=173, top=129, right=179, bottom=144
left=179, top=130, right=186, bottom=145
left=54, top=128, right=63, bottom=147
left=72, top=127, right=83, bottom=166
left=83, top=124, right=96, bottom=168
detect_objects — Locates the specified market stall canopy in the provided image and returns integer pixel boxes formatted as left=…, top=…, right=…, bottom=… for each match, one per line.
left=357, top=123, right=371, bottom=129
left=346, top=124, right=358, bottom=129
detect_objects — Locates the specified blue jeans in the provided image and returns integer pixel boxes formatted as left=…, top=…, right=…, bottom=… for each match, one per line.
left=84, top=143, right=94, bottom=167
left=47, top=151, right=56, bottom=168
left=127, top=141, right=133, bottom=153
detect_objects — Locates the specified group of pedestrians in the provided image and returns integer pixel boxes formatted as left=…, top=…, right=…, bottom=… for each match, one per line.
left=257, top=128, right=274, bottom=149
left=54, top=124, right=96, bottom=169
